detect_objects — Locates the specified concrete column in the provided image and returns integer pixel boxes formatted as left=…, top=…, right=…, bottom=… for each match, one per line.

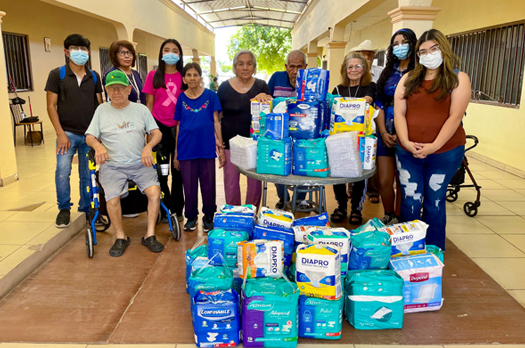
left=326, top=41, right=347, bottom=91
left=192, top=49, right=201, bottom=65
left=388, top=6, right=441, bottom=37
left=0, top=10, right=19, bottom=186
left=210, top=56, right=217, bottom=77
left=307, top=40, right=318, bottom=68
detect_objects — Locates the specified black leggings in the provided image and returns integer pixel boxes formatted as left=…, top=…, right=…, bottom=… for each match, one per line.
left=155, top=119, right=184, bottom=216
left=332, top=180, right=367, bottom=212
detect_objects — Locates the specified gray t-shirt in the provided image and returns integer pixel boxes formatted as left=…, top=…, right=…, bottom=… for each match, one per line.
left=86, top=102, right=159, bottom=165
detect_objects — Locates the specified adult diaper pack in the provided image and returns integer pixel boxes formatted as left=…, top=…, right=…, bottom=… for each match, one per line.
left=359, top=135, right=377, bottom=170
left=287, top=100, right=320, bottom=139
left=292, top=138, right=329, bottom=177
left=329, top=98, right=374, bottom=135
left=192, top=289, right=240, bottom=347
left=296, top=68, right=329, bottom=102
left=381, top=220, right=428, bottom=258
left=348, top=229, right=391, bottom=271
left=214, top=213, right=255, bottom=237
left=242, top=277, right=299, bottom=347
left=293, top=212, right=330, bottom=227
left=257, top=207, right=294, bottom=229
left=186, top=244, right=209, bottom=293
left=256, top=136, right=292, bottom=176
left=344, top=270, right=405, bottom=330
left=296, top=244, right=342, bottom=300
left=389, top=253, right=444, bottom=313
left=188, top=264, right=234, bottom=301
left=298, top=295, right=343, bottom=340
left=264, top=113, right=289, bottom=140
left=220, top=204, right=257, bottom=216
left=306, top=228, right=351, bottom=276
left=426, top=245, right=444, bottom=263
left=292, top=225, right=331, bottom=246
left=229, top=135, right=258, bottom=170
left=325, top=132, right=362, bottom=177
left=251, top=99, right=272, bottom=139
left=254, top=224, right=295, bottom=267
left=237, top=240, right=284, bottom=279
left=208, top=229, right=249, bottom=268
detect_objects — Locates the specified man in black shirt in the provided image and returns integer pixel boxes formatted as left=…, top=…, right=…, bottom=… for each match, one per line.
left=45, top=34, right=103, bottom=228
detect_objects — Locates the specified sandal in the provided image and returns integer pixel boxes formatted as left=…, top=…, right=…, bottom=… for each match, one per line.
left=349, top=211, right=363, bottom=225
left=368, top=195, right=380, bottom=204
left=330, top=207, right=347, bottom=223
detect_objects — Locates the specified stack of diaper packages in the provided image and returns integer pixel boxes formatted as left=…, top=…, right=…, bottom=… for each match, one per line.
left=325, top=131, right=362, bottom=178
left=348, top=218, right=391, bottom=271
left=188, top=260, right=234, bottom=306
left=250, top=99, right=272, bottom=139
left=295, top=244, right=344, bottom=340
left=229, top=135, right=258, bottom=171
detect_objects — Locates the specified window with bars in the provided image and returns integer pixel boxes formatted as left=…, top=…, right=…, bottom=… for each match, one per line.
left=99, top=47, right=113, bottom=78
left=448, top=21, right=525, bottom=107
left=3, top=32, right=32, bottom=92
left=138, top=53, right=148, bottom=83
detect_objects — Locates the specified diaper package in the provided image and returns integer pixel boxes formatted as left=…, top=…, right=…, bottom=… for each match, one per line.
left=257, top=207, right=294, bottom=229
left=242, top=277, right=299, bottom=347
left=426, top=245, right=444, bottom=263
left=208, top=229, right=250, bottom=268
left=329, top=98, right=374, bottom=136
left=389, top=253, right=444, bottom=313
left=186, top=244, right=209, bottom=293
left=188, top=264, right=234, bottom=301
left=287, top=100, right=320, bottom=139
left=348, top=229, right=391, bottom=271
left=296, top=68, right=330, bottom=102
left=292, top=138, right=329, bottom=177
left=237, top=240, right=284, bottom=279
left=296, top=244, right=342, bottom=300
left=232, top=269, right=243, bottom=297
left=264, top=113, right=289, bottom=140
left=381, top=220, right=428, bottom=258
left=293, top=212, right=330, bottom=227
left=254, top=224, right=295, bottom=267
left=251, top=99, right=272, bottom=139
left=306, top=228, right=351, bottom=276
left=192, top=289, right=240, bottom=347
left=229, top=135, right=258, bottom=170
left=292, top=225, right=331, bottom=247
left=213, top=213, right=255, bottom=237
left=359, top=135, right=377, bottom=170
left=272, top=97, right=294, bottom=113
left=325, top=132, right=362, bottom=177
left=220, top=204, right=257, bottom=216
left=299, top=295, right=343, bottom=340
left=344, top=269, right=405, bottom=330
left=256, top=136, right=292, bottom=176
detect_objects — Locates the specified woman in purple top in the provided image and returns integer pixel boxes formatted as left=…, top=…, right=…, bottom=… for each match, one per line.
left=143, top=39, right=185, bottom=221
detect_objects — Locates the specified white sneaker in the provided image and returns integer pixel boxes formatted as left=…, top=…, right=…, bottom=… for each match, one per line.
left=123, top=213, right=140, bottom=218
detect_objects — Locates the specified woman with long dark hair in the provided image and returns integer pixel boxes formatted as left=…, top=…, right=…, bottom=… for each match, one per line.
left=375, top=28, right=418, bottom=225
left=142, top=39, right=185, bottom=221
left=394, top=29, right=470, bottom=250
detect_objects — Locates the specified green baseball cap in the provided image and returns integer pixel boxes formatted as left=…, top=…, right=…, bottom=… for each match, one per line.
left=105, top=70, right=129, bottom=87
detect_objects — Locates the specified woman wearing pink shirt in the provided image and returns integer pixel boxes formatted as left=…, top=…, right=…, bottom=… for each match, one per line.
left=143, top=39, right=185, bottom=221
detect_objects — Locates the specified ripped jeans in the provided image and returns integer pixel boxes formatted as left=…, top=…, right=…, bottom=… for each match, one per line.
left=396, top=144, right=464, bottom=250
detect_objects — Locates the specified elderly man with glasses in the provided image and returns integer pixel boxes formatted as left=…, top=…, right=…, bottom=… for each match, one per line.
left=85, top=70, right=164, bottom=257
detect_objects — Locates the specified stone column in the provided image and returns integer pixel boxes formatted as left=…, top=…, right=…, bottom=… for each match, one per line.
left=388, top=6, right=441, bottom=37
left=192, top=49, right=200, bottom=65
left=307, top=40, right=318, bottom=68
left=326, top=41, right=346, bottom=91
left=210, top=56, right=217, bottom=77
left=0, top=11, right=19, bottom=186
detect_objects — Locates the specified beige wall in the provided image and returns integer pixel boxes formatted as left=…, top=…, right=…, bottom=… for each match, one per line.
left=346, top=17, right=393, bottom=55
left=132, top=29, right=168, bottom=74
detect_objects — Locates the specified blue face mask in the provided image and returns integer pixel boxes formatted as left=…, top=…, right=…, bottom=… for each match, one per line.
left=69, top=50, right=89, bottom=66
left=393, top=44, right=409, bottom=60
left=162, top=52, right=180, bottom=66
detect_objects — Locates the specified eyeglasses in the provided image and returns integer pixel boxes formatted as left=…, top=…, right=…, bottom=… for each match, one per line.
left=118, top=50, right=133, bottom=57
left=347, top=64, right=364, bottom=71
left=392, top=40, right=409, bottom=49
left=69, top=46, right=89, bottom=53
left=107, top=85, right=128, bottom=92
left=417, top=44, right=441, bottom=57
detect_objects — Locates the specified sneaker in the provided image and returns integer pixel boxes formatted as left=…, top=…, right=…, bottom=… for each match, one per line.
left=109, top=237, right=130, bottom=257
left=184, top=216, right=198, bottom=231
left=55, top=209, right=70, bottom=228
left=141, top=235, right=164, bottom=253
left=177, top=215, right=184, bottom=222
left=275, top=199, right=285, bottom=210
left=203, top=215, right=214, bottom=232
left=380, top=214, right=399, bottom=226
left=123, top=213, right=140, bottom=218
left=296, top=200, right=312, bottom=210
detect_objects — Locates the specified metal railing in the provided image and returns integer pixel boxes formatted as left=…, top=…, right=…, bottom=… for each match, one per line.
left=99, top=47, right=112, bottom=78
left=3, top=32, right=32, bottom=92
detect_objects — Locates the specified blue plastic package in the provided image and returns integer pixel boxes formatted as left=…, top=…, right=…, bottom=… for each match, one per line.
left=296, top=68, right=330, bottom=102
left=208, top=229, right=249, bottom=268
left=256, top=136, right=292, bottom=176
left=292, top=138, right=329, bottom=177
left=299, top=294, right=343, bottom=339
left=264, top=113, right=289, bottom=140
left=213, top=213, right=255, bottom=237
left=293, top=212, right=330, bottom=227
left=287, top=100, right=320, bottom=139
left=253, top=224, right=295, bottom=267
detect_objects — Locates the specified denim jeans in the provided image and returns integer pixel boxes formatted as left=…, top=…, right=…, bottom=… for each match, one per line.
left=396, top=144, right=464, bottom=250
left=275, top=184, right=306, bottom=201
left=55, top=131, right=90, bottom=213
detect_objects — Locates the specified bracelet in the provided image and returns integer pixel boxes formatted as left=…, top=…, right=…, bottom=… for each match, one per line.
left=381, top=131, right=388, bottom=137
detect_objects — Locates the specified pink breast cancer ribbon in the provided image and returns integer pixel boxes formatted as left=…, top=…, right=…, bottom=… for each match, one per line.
left=162, top=81, right=178, bottom=107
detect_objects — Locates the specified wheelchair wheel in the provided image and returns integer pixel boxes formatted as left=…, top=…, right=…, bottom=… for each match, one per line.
left=463, top=202, right=478, bottom=217
left=171, top=214, right=181, bottom=241
left=446, top=188, right=458, bottom=202
left=85, top=228, right=94, bottom=258
left=94, top=215, right=111, bottom=232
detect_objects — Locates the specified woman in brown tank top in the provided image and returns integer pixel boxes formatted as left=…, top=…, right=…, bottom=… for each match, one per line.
left=393, top=29, right=471, bottom=251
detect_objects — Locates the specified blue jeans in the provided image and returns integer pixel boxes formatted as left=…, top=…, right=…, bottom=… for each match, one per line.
left=55, top=131, right=90, bottom=213
left=275, top=184, right=306, bottom=201
left=396, top=144, right=464, bottom=250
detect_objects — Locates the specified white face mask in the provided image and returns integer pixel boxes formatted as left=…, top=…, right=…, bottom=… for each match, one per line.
left=419, top=50, right=443, bottom=70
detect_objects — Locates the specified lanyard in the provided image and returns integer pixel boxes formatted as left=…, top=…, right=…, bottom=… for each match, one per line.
left=119, top=69, right=141, bottom=103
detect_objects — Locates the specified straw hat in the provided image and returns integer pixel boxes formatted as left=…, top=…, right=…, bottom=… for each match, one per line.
left=349, top=40, right=378, bottom=53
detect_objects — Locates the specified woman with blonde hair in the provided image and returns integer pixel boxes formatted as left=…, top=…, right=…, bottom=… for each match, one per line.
left=394, top=29, right=470, bottom=250
left=330, top=52, right=376, bottom=225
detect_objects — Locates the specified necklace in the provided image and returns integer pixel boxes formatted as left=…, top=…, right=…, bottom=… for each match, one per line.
left=119, top=68, right=141, bottom=104
left=348, top=85, right=360, bottom=99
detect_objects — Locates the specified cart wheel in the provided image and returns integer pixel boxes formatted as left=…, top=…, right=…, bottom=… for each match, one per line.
left=95, top=215, right=111, bottom=232
left=171, top=214, right=181, bottom=241
left=463, top=202, right=478, bottom=217
left=446, top=188, right=458, bottom=202
left=85, top=228, right=94, bottom=258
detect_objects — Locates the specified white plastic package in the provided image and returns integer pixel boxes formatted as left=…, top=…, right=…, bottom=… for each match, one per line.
left=325, top=131, right=362, bottom=177
left=229, top=135, right=257, bottom=170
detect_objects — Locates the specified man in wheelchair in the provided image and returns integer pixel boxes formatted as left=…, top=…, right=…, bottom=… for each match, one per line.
left=86, top=70, right=164, bottom=257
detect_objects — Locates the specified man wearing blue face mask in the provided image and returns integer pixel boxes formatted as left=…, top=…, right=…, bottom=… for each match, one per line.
left=45, top=34, right=103, bottom=228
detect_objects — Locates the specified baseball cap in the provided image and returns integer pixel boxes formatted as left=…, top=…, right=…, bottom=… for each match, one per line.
left=105, top=70, right=129, bottom=87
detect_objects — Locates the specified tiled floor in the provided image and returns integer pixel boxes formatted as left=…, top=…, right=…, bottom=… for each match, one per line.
left=1, top=138, right=525, bottom=346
